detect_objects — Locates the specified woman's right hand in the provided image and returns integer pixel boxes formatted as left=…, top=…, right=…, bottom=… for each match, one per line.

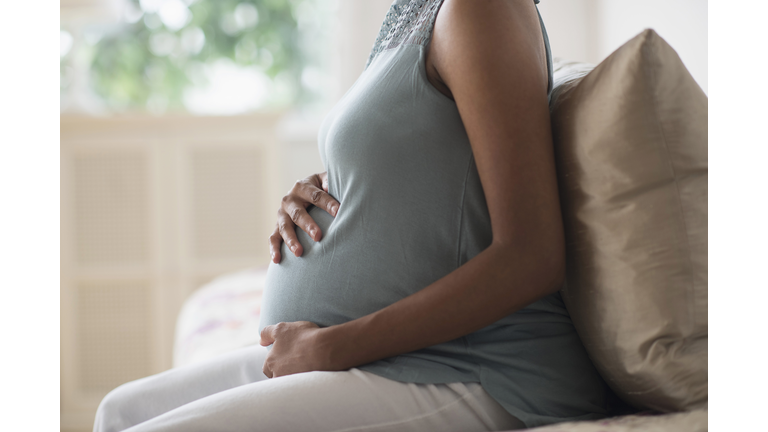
left=269, top=172, right=339, bottom=263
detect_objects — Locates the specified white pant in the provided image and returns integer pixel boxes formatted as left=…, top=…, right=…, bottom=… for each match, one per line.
left=94, top=345, right=524, bottom=432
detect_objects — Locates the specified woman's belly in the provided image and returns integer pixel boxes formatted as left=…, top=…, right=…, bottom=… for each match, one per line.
left=258, top=201, right=462, bottom=332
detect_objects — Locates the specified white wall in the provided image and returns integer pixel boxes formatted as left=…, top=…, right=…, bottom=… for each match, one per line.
left=331, top=0, right=394, bottom=102
left=536, top=0, right=601, bottom=66
left=538, top=0, right=708, bottom=94
left=597, top=0, right=707, bottom=94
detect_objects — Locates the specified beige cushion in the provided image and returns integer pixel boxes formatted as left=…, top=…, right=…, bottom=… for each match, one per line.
left=549, top=29, right=707, bottom=412
left=526, top=409, right=708, bottom=432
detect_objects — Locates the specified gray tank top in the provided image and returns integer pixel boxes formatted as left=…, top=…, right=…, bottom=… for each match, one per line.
left=260, top=0, right=608, bottom=427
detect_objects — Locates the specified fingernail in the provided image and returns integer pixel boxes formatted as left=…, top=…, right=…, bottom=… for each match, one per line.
left=271, top=252, right=275, bottom=261
left=291, top=245, right=297, bottom=253
left=310, top=228, right=317, bottom=239
left=331, top=206, right=337, bottom=216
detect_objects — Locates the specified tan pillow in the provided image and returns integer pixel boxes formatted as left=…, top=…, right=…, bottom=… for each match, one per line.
left=549, top=29, right=708, bottom=412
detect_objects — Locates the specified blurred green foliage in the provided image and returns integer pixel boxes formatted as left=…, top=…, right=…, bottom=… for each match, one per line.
left=88, top=0, right=309, bottom=112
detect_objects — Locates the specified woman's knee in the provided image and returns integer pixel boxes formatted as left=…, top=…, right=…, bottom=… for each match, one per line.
left=93, top=381, right=144, bottom=432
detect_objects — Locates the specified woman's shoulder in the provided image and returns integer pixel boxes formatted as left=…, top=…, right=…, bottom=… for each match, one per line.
left=430, top=0, right=546, bottom=67
left=426, top=0, right=549, bottom=99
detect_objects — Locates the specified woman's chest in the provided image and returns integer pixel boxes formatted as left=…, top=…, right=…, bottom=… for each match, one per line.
left=317, top=45, right=471, bottom=200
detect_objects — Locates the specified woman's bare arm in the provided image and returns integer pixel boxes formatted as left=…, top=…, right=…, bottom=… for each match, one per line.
left=260, top=0, right=564, bottom=377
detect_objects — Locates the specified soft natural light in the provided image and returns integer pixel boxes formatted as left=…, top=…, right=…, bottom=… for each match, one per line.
left=158, top=0, right=192, bottom=31
left=60, top=30, right=73, bottom=58
left=138, top=0, right=163, bottom=14
left=149, top=31, right=177, bottom=56
left=61, top=0, right=336, bottom=115
left=123, top=1, right=144, bottom=24
left=234, top=3, right=259, bottom=31
left=180, top=26, right=206, bottom=55
left=183, top=59, right=271, bottom=115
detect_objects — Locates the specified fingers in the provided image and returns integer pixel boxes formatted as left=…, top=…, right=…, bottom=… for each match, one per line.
left=260, top=324, right=276, bottom=346
left=319, top=172, right=330, bottom=193
left=260, top=324, right=278, bottom=378
left=268, top=173, right=339, bottom=262
left=262, top=352, right=274, bottom=379
left=295, top=178, right=339, bottom=218
left=282, top=197, right=323, bottom=242
left=277, top=210, right=304, bottom=257
left=259, top=322, right=320, bottom=379
left=268, top=227, right=282, bottom=264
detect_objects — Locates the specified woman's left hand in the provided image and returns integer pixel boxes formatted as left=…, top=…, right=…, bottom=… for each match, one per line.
left=259, top=321, right=337, bottom=378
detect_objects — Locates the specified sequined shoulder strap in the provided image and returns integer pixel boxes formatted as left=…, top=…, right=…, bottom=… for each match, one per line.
left=365, top=0, right=444, bottom=69
left=366, top=0, right=553, bottom=96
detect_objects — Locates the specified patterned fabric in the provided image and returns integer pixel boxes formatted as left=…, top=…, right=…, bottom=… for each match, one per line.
left=173, top=268, right=267, bottom=367
left=366, top=0, right=554, bottom=97
left=366, top=0, right=443, bottom=69
left=366, top=0, right=543, bottom=68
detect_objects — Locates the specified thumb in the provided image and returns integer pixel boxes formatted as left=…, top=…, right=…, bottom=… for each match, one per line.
left=260, top=325, right=276, bottom=346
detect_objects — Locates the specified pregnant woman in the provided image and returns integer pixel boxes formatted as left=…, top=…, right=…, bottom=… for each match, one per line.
left=94, top=1, right=609, bottom=431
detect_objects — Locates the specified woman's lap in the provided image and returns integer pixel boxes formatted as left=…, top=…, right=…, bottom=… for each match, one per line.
left=94, top=345, right=524, bottom=432
left=94, top=345, right=268, bottom=431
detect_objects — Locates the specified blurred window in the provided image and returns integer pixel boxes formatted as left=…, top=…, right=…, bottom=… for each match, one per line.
left=61, top=0, right=334, bottom=115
